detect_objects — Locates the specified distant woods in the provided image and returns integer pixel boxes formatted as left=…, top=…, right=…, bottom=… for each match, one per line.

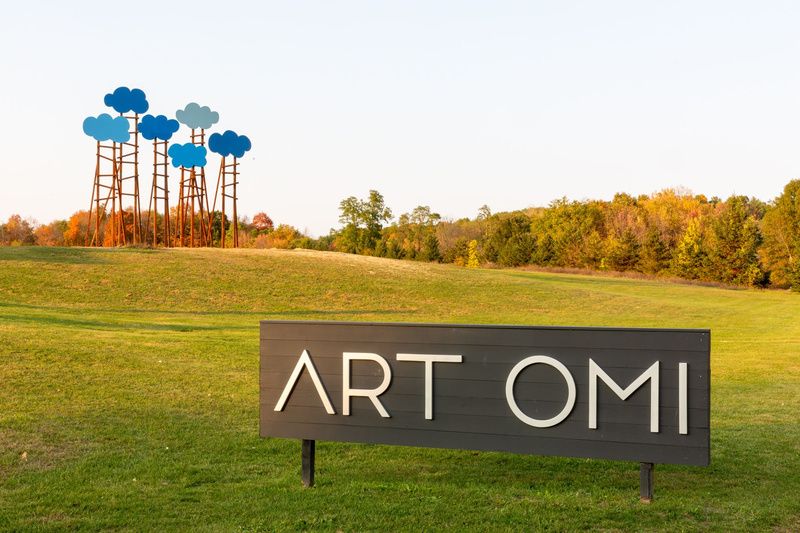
left=315, top=182, right=800, bottom=291
left=3, top=180, right=800, bottom=290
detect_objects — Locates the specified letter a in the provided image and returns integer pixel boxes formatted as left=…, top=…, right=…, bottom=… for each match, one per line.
left=274, top=350, right=336, bottom=414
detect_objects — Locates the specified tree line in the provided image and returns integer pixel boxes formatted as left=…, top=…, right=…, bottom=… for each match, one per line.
left=301, top=181, right=800, bottom=291
left=0, top=209, right=286, bottom=249
left=3, top=180, right=800, bottom=290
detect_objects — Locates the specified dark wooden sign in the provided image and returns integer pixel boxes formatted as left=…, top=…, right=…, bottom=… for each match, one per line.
left=260, top=321, right=710, bottom=494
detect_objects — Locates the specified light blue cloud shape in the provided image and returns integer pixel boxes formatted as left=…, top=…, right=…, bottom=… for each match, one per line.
left=175, top=103, right=219, bottom=130
left=208, top=130, right=252, bottom=158
left=168, top=143, right=207, bottom=168
left=83, top=113, right=131, bottom=143
left=139, top=114, right=180, bottom=141
left=104, top=87, right=149, bottom=114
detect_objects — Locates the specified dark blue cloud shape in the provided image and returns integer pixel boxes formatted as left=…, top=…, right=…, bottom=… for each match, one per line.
left=104, top=86, right=149, bottom=114
left=208, top=130, right=252, bottom=158
left=138, top=114, right=180, bottom=141
left=83, top=113, right=131, bottom=143
left=168, top=143, right=207, bottom=168
left=176, top=102, right=219, bottom=130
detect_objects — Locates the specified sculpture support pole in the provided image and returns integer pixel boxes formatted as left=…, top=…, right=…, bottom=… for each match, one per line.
left=164, top=140, right=170, bottom=247
left=233, top=157, right=238, bottom=248
left=151, top=139, right=158, bottom=245
left=221, top=157, right=226, bottom=248
left=86, top=141, right=100, bottom=246
left=133, top=113, right=140, bottom=245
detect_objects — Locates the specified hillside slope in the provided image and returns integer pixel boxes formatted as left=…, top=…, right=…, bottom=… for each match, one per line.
left=0, top=247, right=798, bottom=531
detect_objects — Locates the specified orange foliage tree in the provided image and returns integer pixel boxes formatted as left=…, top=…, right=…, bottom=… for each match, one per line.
left=63, top=210, right=91, bottom=246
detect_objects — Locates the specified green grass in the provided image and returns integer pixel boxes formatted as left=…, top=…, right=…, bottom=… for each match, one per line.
left=1, top=246, right=798, bottom=531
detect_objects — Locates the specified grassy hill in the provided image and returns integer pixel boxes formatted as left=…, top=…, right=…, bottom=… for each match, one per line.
left=1, top=246, right=798, bottom=531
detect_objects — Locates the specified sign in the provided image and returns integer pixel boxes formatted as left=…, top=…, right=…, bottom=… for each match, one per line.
left=260, top=321, right=710, bottom=467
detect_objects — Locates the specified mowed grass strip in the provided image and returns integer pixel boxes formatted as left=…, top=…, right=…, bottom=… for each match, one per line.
left=0, top=246, right=798, bottom=531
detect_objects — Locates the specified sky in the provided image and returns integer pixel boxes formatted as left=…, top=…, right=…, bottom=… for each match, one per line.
left=1, top=1, right=799, bottom=236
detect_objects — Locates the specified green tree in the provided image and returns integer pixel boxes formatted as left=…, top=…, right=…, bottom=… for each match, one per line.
left=483, top=213, right=534, bottom=266
left=762, top=180, right=800, bottom=290
left=707, top=196, right=765, bottom=286
left=336, top=190, right=392, bottom=254
left=419, top=233, right=441, bottom=262
left=442, top=237, right=469, bottom=265
left=209, top=211, right=230, bottom=246
left=639, top=229, right=671, bottom=274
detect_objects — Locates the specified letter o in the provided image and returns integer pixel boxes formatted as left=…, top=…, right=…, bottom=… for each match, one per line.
left=505, top=355, right=576, bottom=428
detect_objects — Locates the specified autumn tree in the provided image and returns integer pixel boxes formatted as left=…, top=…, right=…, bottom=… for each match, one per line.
left=252, top=212, right=274, bottom=233
left=531, top=198, right=604, bottom=267
left=34, top=220, right=67, bottom=246
left=641, top=189, right=710, bottom=256
left=436, top=217, right=483, bottom=264
left=672, top=218, right=707, bottom=280
left=467, top=239, right=480, bottom=268
left=601, top=193, right=643, bottom=271
left=1, top=214, right=36, bottom=245
left=252, top=224, right=303, bottom=249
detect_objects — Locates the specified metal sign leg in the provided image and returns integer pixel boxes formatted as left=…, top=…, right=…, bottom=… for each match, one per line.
left=302, top=439, right=315, bottom=488
left=640, top=462, right=654, bottom=503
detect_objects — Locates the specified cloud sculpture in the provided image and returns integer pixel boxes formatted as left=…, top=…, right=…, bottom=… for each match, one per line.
left=83, top=113, right=131, bottom=143
left=208, top=130, right=252, bottom=158
left=104, top=86, right=149, bottom=114
left=175, top=103, right=219, bottom=130
left=139, top=114, right=180, bottom=141
left=168, top=143, right=207, bottom=168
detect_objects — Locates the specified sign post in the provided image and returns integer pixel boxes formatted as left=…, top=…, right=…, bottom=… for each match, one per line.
left=260, top=321, right=710, bottom=499
left=640, top=462, right=654, bottom=502
left=301, top=439, right=315, bottom=488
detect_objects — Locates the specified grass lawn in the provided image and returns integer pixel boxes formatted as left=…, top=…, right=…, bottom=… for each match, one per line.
left=1, top=246, right=798, bottom=531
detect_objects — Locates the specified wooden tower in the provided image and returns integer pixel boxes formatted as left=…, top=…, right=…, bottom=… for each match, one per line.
left=86, top=141, right=124, bottom=246
left=148, top=138, right=171, bottom=246
left=116, top=113, right=143, bottom=244
left=212, top=156, right=240, bottom=247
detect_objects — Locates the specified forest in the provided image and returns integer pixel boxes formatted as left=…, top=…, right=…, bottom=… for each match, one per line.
left=3, top=179, right=800, bottom=290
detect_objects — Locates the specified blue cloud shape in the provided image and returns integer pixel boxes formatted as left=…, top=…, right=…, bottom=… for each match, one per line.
left=104, top=86, right=149, bottom=114
left=175, top=103, right=219, bottom=130
left=138, top=114, right=180, bottom=141
left=83, top=113, right=131, bottom=143
left=208, top=130, right=252, bottom=158
left=168, top=143, right=207, bottom=168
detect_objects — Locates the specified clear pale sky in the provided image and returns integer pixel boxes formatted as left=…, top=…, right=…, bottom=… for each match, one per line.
left=1, top=1, right=798, bottom=236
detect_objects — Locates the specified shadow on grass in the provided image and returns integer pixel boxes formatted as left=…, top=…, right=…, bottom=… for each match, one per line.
left=0, top=314, right=252, bottom=332
left=0, top=305, right=407, bottom=332
left=0, top=246, right=170, bottom=265
left=0, top=301, right=407, bottom=318
left=0, top=247, right=111, bottom=265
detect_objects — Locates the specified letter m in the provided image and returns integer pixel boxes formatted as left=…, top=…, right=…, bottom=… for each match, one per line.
left=589, top=359, right=659, bottom=433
